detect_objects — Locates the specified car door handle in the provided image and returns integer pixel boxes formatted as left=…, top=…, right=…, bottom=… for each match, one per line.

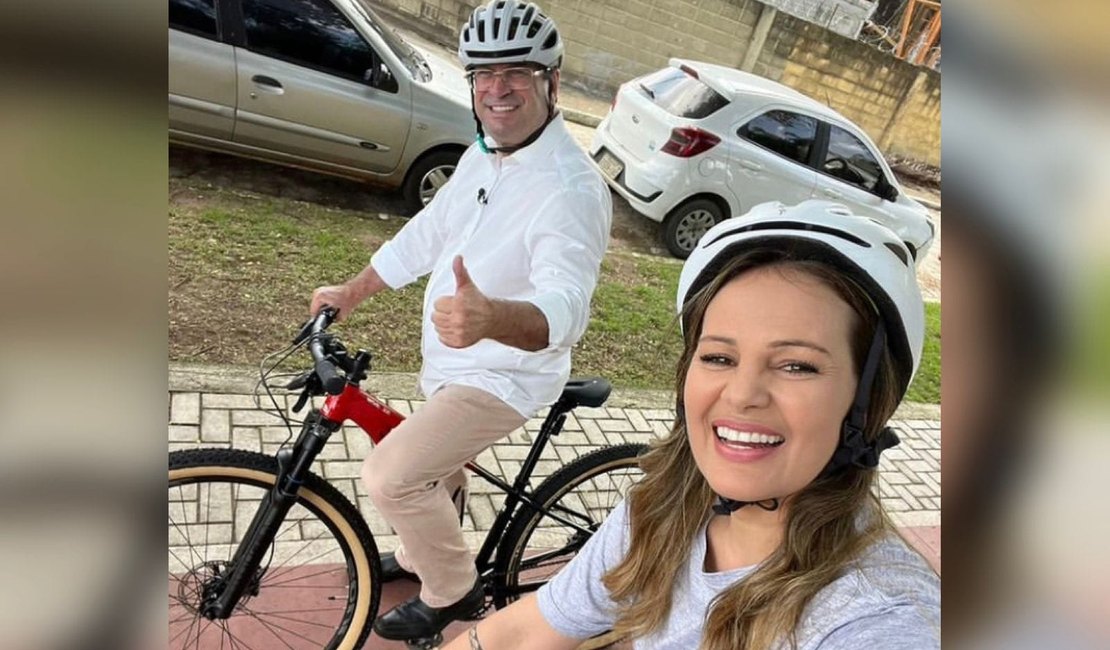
left=820, top=187, right=843, bottom=199
left=251, top=75, right=283, bottom=89
left=738, top=160, right=763, bottom=172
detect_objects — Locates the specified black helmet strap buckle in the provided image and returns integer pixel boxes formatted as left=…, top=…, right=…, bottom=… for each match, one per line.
left=712, top=497, right=780, bottom=516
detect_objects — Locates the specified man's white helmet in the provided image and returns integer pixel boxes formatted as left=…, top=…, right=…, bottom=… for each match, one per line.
left=677, top=200, right=925, bottom=398
left=459, top=0, right=564, bottom=69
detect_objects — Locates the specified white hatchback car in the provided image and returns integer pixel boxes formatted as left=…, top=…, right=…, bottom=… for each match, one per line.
left=590, top=58, right=936, bottom=259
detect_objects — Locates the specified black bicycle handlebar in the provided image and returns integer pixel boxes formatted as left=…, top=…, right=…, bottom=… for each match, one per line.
left=306, top=307, right=347, bottom=395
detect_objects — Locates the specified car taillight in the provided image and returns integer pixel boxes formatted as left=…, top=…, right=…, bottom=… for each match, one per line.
left=679, top=64, right=699, bottom=79
left=661, top=127, right=720, bottom=157
left=611, top=92, right=618, bottom=111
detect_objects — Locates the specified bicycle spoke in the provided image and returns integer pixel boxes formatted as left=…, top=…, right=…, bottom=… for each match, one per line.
left=261, top=531, right=349, bottom=585
left=236, top=607, right=347, bottom=630
left=263, top=564, right=350, bottom=589
left=239, top=604, right=325, bottom=648
left=220, top=620, right=261, bottom=650
left=169, top=496, right=207, bottom=570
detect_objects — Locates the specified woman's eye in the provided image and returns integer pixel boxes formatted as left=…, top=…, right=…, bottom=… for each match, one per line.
left=781, top=361, right=819, bottom=374
left=698, top=354, right=733, bottom=366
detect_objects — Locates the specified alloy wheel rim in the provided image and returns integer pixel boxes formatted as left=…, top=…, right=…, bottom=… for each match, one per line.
left=419, top=165, right=455, bottom=205
left=675, top=209, right=716, bottom=251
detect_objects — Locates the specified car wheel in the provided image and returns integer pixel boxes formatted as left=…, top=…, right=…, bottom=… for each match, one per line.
left=402, top=150, right=460, bottom=214
left=662, top=198, right=724, bottom=259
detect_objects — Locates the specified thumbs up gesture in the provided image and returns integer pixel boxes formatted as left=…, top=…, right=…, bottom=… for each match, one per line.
left=431, top=256, right=494, bottom=348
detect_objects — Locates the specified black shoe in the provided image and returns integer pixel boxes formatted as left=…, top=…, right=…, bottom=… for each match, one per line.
left=372, top=580, right=484, bottom=640
left=380, top=552, right=420, bottom=583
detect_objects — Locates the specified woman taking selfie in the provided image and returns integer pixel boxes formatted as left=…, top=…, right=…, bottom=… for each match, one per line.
left=444, top=200, right=940, bottom=649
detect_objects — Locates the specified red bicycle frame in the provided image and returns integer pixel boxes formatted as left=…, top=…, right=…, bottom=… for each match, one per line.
left=319, top=384, right=405, bottom=444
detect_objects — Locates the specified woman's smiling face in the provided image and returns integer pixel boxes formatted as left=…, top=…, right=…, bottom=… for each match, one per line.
left=684, top=265, right=861, bottom=504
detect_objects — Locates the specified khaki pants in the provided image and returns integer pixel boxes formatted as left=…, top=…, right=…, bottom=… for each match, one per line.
left=361, top=384, right=527, bottom=607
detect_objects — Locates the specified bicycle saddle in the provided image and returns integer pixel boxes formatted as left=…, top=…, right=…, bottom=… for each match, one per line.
left=559, top=376, right=611, bottom=408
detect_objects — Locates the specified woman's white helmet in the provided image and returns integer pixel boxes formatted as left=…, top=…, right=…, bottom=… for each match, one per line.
left=459, top=0, right=564, bottom=69
left=677, top=200, right=925, bottom=398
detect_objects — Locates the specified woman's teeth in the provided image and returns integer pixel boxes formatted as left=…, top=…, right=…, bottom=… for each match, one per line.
left=715, top=426, right=784, bottom=447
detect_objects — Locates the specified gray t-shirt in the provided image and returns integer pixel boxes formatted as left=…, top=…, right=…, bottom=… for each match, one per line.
left=537, top=500, right=940, bottom=649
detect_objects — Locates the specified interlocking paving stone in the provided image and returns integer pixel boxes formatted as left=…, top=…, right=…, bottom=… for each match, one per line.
left=170, top=386, right=941, bottom=539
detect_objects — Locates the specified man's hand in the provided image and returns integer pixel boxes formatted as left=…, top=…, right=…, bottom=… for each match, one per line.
left=432, top=256, right=494, bottom=348
left=310, top=266, right=389, bottom=321
left=310, top=284, right=358, bottom=321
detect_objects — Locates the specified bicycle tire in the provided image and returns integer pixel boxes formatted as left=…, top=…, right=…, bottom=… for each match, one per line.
left=169, top=448, right=380, bottom=650
left=492, top=443, right=647, bottom=607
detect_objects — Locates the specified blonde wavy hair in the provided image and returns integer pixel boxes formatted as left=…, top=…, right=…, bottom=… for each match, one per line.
left=602, top=249, right=905, bottom=649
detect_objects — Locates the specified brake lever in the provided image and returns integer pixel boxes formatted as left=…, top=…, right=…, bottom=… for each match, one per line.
left=285, top=370, right=313, bottom=391
left=292, top=389, right=310, bottom=413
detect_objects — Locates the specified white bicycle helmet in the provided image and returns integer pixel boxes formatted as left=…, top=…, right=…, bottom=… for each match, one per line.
left=458, top=0, right=564, bottom=69
left=676, top=201, right=925, bottom=509
left=677, top=199, right=924, bottom=397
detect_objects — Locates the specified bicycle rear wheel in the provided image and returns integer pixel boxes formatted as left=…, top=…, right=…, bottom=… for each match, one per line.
left=492, top=443, right=646, bottom=607
left=169, top=449, right=380, bottom=650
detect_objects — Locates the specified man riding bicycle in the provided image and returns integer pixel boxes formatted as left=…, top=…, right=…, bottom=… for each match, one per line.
left=309, top=0, right=611, bottom=640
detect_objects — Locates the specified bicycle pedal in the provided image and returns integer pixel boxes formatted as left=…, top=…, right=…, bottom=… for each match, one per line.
left=404, top=633, right=443, bottom=649
left=459, top=597, right=492, bottom=621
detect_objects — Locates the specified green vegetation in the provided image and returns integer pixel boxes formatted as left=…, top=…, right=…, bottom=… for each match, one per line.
left=170, top=183, right=940, bottom=403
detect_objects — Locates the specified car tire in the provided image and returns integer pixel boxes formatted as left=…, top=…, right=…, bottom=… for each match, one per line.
left=662, top=198, right=724, bottom=259
left=401, top=150, right=461, bottom=215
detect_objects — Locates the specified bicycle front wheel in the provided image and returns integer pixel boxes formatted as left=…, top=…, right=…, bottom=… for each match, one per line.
left=169, top=449, right=380, bottom=650
left=492, top=443, right=647, bottom=607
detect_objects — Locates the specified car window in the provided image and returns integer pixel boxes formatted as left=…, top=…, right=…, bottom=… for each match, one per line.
left=738, top=110, right=817, bottom=164
left=241, top=0, right=391, bottom=89
left=822, top=126, right=884, bottom=193
left=637, top=67, right=729, bottom=119
left=170, top=0, right=218, bottom=38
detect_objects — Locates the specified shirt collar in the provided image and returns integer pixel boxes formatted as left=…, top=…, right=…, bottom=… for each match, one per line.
left=485, top=112, right=567, bottom=167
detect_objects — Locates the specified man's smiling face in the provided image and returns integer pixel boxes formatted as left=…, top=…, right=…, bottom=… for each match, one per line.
left=472, top=63, right=556, bottom=148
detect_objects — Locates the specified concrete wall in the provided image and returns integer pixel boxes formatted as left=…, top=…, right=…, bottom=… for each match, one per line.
left=383, top=0, right=940, bottom=166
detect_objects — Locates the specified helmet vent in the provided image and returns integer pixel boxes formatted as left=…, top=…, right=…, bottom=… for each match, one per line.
left=883, top=242, right=910, bottom=266
left=704, top=221, right=872, bottom=249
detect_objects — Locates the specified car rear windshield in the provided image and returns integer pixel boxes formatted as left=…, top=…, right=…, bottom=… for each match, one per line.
left=636, top=67, right=729, bottom=119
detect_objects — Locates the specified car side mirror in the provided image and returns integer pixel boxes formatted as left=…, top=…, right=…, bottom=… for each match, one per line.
left=364, top=63, right=388, bottom=87
left=363, top=51, right=394, bottom=90
left=877, top=176, right=898, bottom=201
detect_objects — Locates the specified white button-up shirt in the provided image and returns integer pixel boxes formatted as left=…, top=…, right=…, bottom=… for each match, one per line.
left=370, top=114, right=612, bottom=417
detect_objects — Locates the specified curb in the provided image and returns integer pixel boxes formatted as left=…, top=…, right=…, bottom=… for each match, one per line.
left=561, top=107, right=602, bottom=129
left=909, top=194, right=941, bottom=211
left=169, top=362, right=940, bottom=419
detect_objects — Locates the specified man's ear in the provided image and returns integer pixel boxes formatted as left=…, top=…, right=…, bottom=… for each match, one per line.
left=548, top=68, right=560, bottom=104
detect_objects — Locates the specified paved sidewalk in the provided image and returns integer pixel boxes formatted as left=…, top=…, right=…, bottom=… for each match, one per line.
left=168, top=365, right=940, bottom=564
left=169, top=365, right=939, bottom=648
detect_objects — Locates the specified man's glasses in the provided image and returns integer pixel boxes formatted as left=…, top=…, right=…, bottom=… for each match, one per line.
left=466, top=67, right=548, bottom=91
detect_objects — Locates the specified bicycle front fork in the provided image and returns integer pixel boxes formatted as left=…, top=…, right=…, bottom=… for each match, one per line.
left=201, top=411, right=340, bottom=620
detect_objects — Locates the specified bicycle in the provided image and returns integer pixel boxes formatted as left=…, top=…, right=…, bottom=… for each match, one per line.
left=168, top=308, right=648, bottom=649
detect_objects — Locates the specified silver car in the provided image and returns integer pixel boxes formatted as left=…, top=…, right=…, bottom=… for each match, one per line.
left=169, top=0, right=475, bottom=212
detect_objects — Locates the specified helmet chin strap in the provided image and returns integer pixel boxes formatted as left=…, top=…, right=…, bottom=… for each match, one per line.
left=710, top=323, right=900, bottom=516
left=712, top=497, right=780, bottom=516
left=472, top=69, right=557, bottom=155
left=820, top=321, right=901, bottom=477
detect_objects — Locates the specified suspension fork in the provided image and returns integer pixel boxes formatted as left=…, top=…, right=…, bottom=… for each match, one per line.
left=202, top=411, right=340, bottom=620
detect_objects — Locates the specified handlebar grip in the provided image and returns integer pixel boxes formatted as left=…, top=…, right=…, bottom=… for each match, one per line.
left=308, top=306, right=345, bottom=395
left=314, top=356, right=347, bottom=395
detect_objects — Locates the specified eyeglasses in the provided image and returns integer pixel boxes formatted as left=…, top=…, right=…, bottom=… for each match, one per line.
left=466, top=67, right=548, bottom=91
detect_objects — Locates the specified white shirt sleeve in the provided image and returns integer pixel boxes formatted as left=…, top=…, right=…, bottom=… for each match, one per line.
left=370, top=148, right=475, bottom=289
left=525, top=180, right=611, bottom=349
left=536, top=499, right=629, bottom=639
